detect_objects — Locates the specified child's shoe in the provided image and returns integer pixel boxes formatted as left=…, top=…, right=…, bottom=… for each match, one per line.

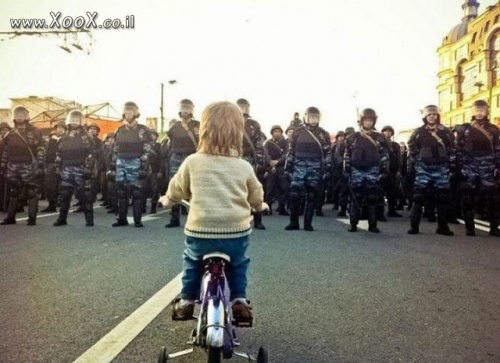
left=171, top=298, right=195, bottom=320
left=232, top=299, right=253, bottom=328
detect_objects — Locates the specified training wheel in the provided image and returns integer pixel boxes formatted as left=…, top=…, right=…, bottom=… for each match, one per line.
left=157, top=346, right=169, bottom=363
left=257, top=347, right=268, bottom=363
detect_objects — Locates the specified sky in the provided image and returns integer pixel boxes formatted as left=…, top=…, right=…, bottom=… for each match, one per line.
left=1, top=0, right=499, bottom=137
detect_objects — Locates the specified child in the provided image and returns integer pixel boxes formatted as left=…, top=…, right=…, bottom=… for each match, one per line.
left=160, top=101, right=268, bottom=324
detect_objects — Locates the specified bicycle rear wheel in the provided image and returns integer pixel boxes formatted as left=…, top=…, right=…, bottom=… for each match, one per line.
left=207, top=346, right=221, bottom=363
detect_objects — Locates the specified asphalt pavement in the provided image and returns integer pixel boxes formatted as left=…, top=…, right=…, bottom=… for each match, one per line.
left=1, top=202, right=500, bottom=363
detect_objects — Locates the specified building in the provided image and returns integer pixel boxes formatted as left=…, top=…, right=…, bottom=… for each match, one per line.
left=437, top=0, right=500, bottom=127
left=9, top=96, right=123, bottom=138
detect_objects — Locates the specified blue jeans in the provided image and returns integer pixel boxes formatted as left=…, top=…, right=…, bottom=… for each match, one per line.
left=180, top=236, right=250, bottom=301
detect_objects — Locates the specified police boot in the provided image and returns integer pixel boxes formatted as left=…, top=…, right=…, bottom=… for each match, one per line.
left=315, top=207, right=324, bottom=217
left=436, top=206, right=454, bottom=236
left=376, top=205, right=387, bottom=222
left=27, top=196, right=38, bottom=226
left=41, top=200, right=57, bottom=213
left=84, top=199, right=94, bottom=227
left=253, top=213, right=265, bottom=230
left=54, top=190, right=71, bottom=226
left=407, top=203, right=422, bottom=234
left=150, top=202, right=157, bottom=214
left=278, top=201, right=289, bottom=216
left=348, top=203, right=359, bottom=232
left=463, top=209, right=475, bottom=236
left=337, top=205, right=347, bottom=217
left=0, top=197, right=18, bottom=225
left=368, top=205, right=380, bottom=233
left=133, top=196, right=144, bottom=228
left=304, top=202, right=315, bottom=232
left=84, top=206, right=94, bottom=227
left=165, top=205, right=180, bottom=228
left=387, top=200, right=402, bottom=217
left=489, top=210, right=500, bottom=237
left=112, top=199, right=129, bottom=227
left=285, top=199, right=300, bottom=230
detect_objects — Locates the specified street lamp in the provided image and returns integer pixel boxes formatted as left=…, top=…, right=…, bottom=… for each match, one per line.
left=160, top=79, right=177, bottom=133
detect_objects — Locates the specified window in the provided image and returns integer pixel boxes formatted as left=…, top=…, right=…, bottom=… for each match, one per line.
left=479, top=61, right=482, bottom=73
left=450, top=85, right=453, bottom=95
left=472, top=32, right=477, bottom=43
left=494, top=14, right=499, bottom=24
left=463, top=65, right=478, bottom=99
left=485, top=21, right=491, bottom=33
left=497, top=94, right=500, bottom=107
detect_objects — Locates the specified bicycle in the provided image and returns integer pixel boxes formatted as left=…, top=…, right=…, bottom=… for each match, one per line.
left=158, top=200, right=268, bottom=363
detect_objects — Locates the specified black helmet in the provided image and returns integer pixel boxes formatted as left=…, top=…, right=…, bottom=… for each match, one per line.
left=305, top=106, right=320, bottom=115
left=123, top=101, right=140, bottom=119
left=421, top=105, right=440, bottom=124
left=12, top=106, right=30, bottom=123
left=124, top=101, right=138, bottom=109
left=473, top=100, right=489, bottom=108
left=381, top=125, right=394, bottom=134
left=345, top=127, right=355, bottom=135
left=0, top=121, right=11, bottom=130
left=285, top=125, right=295, bottom=134
left=270, top=125, right=283, bottom=135
left=336, top=131, right=345, bottom=137
left=88, top=122, right=101, bottom=132
left=53, top=120, right=67, bottom=129
left=179, top=99, right=194, bottom=117
left=236, top=98, right=250, bottom=106
left=358, top=108, right=377, bottom=124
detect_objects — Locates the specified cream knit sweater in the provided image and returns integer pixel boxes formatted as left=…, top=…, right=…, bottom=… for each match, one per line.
left=166, top=152, right=265, bottom=238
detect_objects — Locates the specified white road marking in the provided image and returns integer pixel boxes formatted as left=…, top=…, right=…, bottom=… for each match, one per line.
left=336, top=216, right=491, bottom=233
left=16, top=206, right=103, bottom=221
left=72, top=273, right=182, bottom=363
left=126, top=210, right=167, bottom=224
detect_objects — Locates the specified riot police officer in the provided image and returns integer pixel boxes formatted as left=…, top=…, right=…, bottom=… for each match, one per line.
left=108, top=102, right=152, bottom=227
left=53, top=110, right=96, bottom=226
left=407, top=105, right=455, bottom=236
left=381, top=125, right=403, bottom=218
left=456, top=100, right=500, bottom=237
left=343, top=108, right=389, bottom=233
left=164, top=100, right=199, bottom=228
left=264, top=125, right=289, bottom=215
left=285, top=106, right=332, bottom=231
left=0, top=106, right=45, bottom=226
left=237, top=98, right=267, bottom=230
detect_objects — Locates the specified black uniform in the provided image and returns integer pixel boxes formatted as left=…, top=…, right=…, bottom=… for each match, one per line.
left=0, top=124, right=45, bottom=225
left=344, top=130, right=389, bottom=232
left=164, top=119, right=199, bottom=227
left=456, top=118, right=500, bottom=236
left=407, top=124, right=456, bottom=235
left=263, top=136, right=289, bottom=215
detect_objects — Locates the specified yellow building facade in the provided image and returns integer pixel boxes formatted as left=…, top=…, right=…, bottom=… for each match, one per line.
left=438, top=0, right=500, bottom=127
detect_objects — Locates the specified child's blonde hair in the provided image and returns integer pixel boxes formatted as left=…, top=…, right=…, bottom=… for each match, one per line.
left=198, top=101, right=244, bottom=157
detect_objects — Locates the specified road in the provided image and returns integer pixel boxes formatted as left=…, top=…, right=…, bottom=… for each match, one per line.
left=1, top=202, right=500, bottom=363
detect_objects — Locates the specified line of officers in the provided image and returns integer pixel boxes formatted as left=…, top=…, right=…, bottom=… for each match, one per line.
left=0, top=99, right=499, bottom=238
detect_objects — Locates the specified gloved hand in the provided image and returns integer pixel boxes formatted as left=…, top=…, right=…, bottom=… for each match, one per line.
left=106, top=170, right=116, bottom=182
left=36, top=168, right=45, bottom=178
left=378, top=172, right=388, bottom=184
left=82, top=168, right=92, bottom=179
left=138, top=169, right=148, bottom=180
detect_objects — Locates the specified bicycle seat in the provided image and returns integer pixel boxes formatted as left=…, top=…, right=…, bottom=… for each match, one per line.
left=202, top=252, right=231, bottom=263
